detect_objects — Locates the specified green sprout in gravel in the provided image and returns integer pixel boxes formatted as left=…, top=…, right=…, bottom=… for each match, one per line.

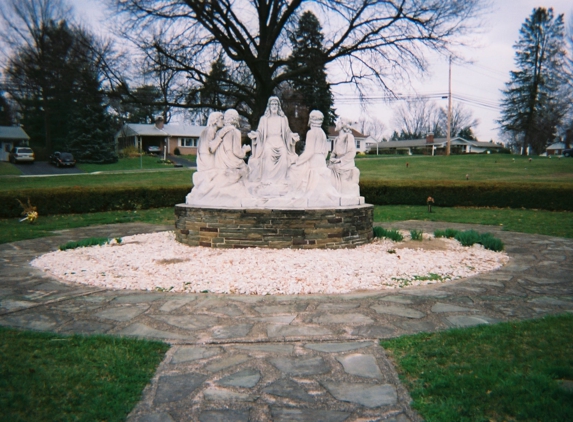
left=434, top=229, right=504, bottom=252
left=59, top=237, right=121, bottom=251
left=373, top=226, right=404, bottom=242
left=410, top=229, right=424, bottom=241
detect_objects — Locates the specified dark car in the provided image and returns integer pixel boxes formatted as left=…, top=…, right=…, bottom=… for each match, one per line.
left=50, top=151, right=76, bottom=167
left=147, top=145, right=161, bottom=154
left=563, top=148, right=573, bottom=157
left=9, top=146, right=35, bottom=164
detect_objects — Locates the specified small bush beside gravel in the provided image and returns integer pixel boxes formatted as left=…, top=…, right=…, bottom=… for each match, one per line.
left=59, top=237, right=121, bottom=251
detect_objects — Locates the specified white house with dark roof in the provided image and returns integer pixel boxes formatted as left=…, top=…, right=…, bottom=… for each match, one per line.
left=372, top=133, right=505, bottom=155
left=326, top=127, right=378, bottom=153
left=0, top=126, right=30, bottom=162
left=115, top=117, right=206, bottom=155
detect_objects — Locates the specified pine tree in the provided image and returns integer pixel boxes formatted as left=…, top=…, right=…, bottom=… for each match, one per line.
left=6, top=19, right=117, bottom=162
left=499, top=8, right=568, bottom=155
left=287, top=11, right=336, bottom=132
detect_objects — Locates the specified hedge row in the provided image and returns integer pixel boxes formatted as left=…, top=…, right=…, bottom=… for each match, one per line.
left=2, top=180, right=572, bottom=218
left=360, top=179, right=573, bottom=211
left=2, top=186, right=190, bottom=218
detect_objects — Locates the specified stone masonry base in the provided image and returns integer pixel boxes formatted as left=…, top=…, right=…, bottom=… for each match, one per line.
left=174, top=204, right=374, bottom=249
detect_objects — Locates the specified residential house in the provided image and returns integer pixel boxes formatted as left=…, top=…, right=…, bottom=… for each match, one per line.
left=327, top=127, right=377, bottom=154
left=115, top=117, right=206, bottom=155
left=546, top=142, right=566, bottom=156
left=372, top=133, right=505, bottom=155
left=0, top=126, right=30, bottom=162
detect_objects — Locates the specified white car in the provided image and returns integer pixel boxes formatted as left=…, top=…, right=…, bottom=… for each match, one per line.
left=9, top=146, right=35, bottom=164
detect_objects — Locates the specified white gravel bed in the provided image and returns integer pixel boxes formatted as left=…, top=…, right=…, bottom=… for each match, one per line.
left=30, top=231, right=509, bottom=295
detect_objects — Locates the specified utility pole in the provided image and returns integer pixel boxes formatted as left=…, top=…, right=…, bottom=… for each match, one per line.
left=446, top=56, right=452, bottom=156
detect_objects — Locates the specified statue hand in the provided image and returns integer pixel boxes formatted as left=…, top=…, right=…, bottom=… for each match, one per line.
left=248, top=131, right=258, bottom=140
left=291, top=133, right=300, bottom=142
left=243, top=145, right=252, bottom=152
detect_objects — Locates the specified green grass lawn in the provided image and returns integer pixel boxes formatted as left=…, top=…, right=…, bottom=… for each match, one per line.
left=0, top=168, right=193, bottom=191
left=381, top=313, right=573, bottom=422
left=2, top=205, right=572, bottom=245
left=78, top=155, right=177, bottom=172
left=357, top=154, right=573, bottom=183
left=0, top=162, right=22, bottom=176
left=0, top=326, right=169, bottom=422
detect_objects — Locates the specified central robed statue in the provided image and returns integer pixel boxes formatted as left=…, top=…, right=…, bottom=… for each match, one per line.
left=186, top=97, right=363, bottom=209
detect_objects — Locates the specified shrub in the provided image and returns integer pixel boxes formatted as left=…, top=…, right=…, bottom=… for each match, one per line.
left=454, top=229, right=482, bottom=247
left=1, top=186, right=189, bottom=218
left=359, top=179, right=573, bottom=211
left=174, top=147, right=181, bottom=156
left=59, top=237, right=113, bottom=251
left=373, top=226, right=404, bottom=242
left=119, top=146, right=140, bottom=158
left=434, top=228, right=460, bottom=238
left=410, top=229, right=424, bottom=241
left=434, top=229, right=505, bottom=251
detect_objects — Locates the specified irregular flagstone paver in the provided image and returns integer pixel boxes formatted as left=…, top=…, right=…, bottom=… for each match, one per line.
left=351, top=325, right=396, bottom=338
left=205, top=354, right=250, bottom=372
left=263, top=378, right=315, bottom=402
left=270, top=408, right=350, bottom=422
left=211, top=323, right=253, bottom=339
left=151, top=314, right=214, bottom=330
left=96, top=305, right=148, bottom=322
left=528, top=296, right=573, bottom=307
left=445, top=315, right=500, bottom=328
left=154, top=373, right=207, bottom=404
left=159, top=298, right=196, bottom=312
left=270, top=356, right=330, bottom=376
left=431, top=302, right=473, bottom=313
left=233, top=343, right=295, bottom=354
left=311, top=313, right=374, bottom=324
left=203, top=387, right=257, bottom=402
left=305, top=341, right=374, bottom=353
left=171, top=346, right=222, bottom=364
left=321, top=381, right=397, bottom=408
left=198, top=410, right=250, bottom=422
left=371, top=304, right=425, bottom=319
left=133, top=412, right=175, bottom=422
left=267, top=324, right=332, bottom=338
left=3, top=221, right=573, bottom=422
left=217, top=369, right=261, bottom=388
left=118, top=323, right=189, bottom=340
left=337, top=354, right=383, bottom=379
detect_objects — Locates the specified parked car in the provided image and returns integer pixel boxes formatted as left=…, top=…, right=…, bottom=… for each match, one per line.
left=9, top=146, right=35, bottom=164
left=563, top=148, right=573, bottom=157
left=49, top=151, right=76, bottom=167
left=147, top=145, right=161, bottom=154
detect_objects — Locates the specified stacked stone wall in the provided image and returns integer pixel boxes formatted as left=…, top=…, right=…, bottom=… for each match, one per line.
left=174, top=204, right=374, bottom=249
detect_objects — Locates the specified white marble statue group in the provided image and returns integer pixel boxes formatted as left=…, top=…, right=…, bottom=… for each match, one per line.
left=186, top=96, right=363, bottom=209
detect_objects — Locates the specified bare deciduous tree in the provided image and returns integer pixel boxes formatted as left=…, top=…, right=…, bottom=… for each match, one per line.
left=109, top=0, right=484, bottom=125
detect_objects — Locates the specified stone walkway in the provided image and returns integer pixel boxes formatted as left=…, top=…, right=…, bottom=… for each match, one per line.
left=1, top=221, right=572, bottom=422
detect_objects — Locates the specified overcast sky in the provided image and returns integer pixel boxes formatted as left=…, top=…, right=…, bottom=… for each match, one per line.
left=74, top=0, right=572, bottom=142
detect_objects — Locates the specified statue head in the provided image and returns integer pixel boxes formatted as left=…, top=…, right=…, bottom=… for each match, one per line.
left=308, top=110, right=324, bottom=127
left=335, top=117, right=353, bottom=133
left=207, top=111, right=224, bottom=128
left=224, top=109, right=240, bottom=127
left=264, top=96, right=285, bottom=117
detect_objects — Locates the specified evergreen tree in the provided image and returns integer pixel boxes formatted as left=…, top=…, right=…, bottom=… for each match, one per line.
left=0, top=93, right=14, bottom=126
left=6, top=17, right=117, bottom=162
left=287, top=11, right=336, bottom=132
left=499, top=8, right=568, bottom=155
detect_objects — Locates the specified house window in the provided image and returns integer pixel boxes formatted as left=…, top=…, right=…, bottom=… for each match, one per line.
left=180, top=137, right=198, bottom=147
left=356, top=141, right=361, bottom=149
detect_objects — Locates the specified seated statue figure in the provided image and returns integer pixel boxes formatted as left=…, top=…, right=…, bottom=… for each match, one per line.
left=287, top=110, right=340, bottom=207
left=328, top=118, right=360, bottom=198
left=248, top=96, right=299, bottom=192
left=186, top=109, right=251, bottom=207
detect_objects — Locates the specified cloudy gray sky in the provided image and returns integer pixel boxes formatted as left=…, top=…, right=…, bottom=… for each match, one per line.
left=74, top=0, right=572, bottom=142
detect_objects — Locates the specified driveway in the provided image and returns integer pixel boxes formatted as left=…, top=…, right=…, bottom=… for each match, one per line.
left=12, top=161, right=84, bottom=176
